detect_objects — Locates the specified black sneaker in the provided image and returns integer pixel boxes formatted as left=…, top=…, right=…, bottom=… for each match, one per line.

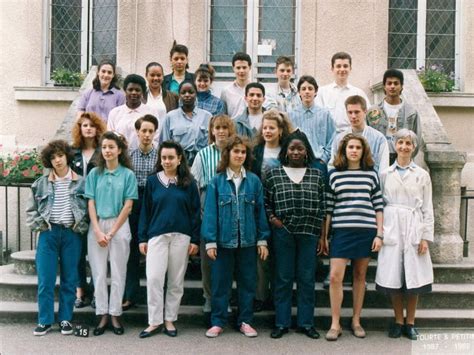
left=91, top=297, right=96, bottom=309
left=60, top=320, right=74, bottom=335
left=33, top=324, right=52, bottom=336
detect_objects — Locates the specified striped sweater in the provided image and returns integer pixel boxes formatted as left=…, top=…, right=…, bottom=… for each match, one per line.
left=326, top=168, right=383, bottom=229
left=191, top=144, right=221, bottom=189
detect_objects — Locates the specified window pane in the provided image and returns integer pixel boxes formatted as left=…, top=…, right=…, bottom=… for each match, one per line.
left=426, top=0, right=456, bottom=74
left=92, top=0, right=118, bottom=66
left=388, top=0, right=418, bottom=69
left=50, top=0, right=82, bottom=73
left=257, top=0, right=296, bottom=82
left=209, top=0, right=246, bottom=76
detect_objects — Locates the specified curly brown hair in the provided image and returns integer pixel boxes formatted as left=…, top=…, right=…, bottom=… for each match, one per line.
left=217, top=135, right=253, bottom=173
left=255, top=109, right=293, bottom=146
left=333, top=133, right=374, bottom=171
left=71, top=112, right=107, bottom=149
left=41, top=140, right=74, bottom=169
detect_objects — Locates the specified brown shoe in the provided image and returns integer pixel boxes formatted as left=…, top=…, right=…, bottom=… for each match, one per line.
left=325, top=328, right=342, bottom=341
left=351, top=324, right=366, bottom=338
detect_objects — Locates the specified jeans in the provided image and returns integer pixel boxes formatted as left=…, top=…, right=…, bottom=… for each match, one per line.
left=123, top=190, right=143, bottom=304
left=36, top=224, right=82, bottom=325
left=273, top=227, right=317, bottom=328
left=210, top=246, right=257, bottom=327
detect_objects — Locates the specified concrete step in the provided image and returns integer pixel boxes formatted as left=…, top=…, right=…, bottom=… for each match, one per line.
left=2, top=264, right=473, bottom=309
left=1, top=301, right=473, bottom=329
left=9, top=250, right=474, bottom=283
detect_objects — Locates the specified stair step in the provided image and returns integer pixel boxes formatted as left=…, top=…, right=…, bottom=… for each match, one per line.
left=10, top=250, right=474, bottom=283
left=2, top=264, right=473, bottom=309
left=1, top=301, right=472, bottom=329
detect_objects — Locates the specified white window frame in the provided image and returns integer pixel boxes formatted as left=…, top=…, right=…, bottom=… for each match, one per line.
left=205, top=0, right=301, bottom=84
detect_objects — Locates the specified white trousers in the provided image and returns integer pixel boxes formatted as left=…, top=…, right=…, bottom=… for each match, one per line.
left=146, top=233, right=190, bottom=326
left=88, top=218, right=131, bottom=316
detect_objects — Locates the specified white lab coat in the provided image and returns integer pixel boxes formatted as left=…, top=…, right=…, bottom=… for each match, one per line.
left=375, top=162, right=434, bottom=290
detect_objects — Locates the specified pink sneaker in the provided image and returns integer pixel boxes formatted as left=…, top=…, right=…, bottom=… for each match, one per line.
left=240, top=322, right=258, bottom=337
left=206, top=326, right=223, bottom=338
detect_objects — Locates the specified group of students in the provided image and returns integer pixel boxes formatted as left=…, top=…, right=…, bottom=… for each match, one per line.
left=26, top=42, right=433, bottom=343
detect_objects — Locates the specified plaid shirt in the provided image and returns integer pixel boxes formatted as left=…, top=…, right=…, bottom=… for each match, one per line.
left=197, top=91, right=226, bottom=116
left=264, top=166, right=326, bottom=236
left=130, top=147, right=158, bottom=187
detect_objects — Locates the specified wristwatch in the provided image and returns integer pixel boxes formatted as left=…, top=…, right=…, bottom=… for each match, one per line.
left=376, top=234, right=384, bottom=240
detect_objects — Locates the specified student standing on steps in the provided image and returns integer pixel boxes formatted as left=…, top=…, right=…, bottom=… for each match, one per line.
left=85, top=131, right=138, bottom=336
left=164, top=41, right=194, bottom=95
left=26, top=140, right=88, bottom=336
left=323, top=134, right=383, bottom=341
left=202, top=135, right=270, bottom=338
left=138, top=141, right=200, bottom=339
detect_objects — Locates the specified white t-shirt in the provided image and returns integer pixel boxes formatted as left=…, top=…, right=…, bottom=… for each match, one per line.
left=248, top=113, right=263, bottom=131
left=283, top=166, right=306, bottom=184
left=147, top=92, right=168, bottom=137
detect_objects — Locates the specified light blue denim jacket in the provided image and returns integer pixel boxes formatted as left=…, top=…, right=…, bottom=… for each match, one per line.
left=25, top=170, right=89, bottom=234
left=202, top=169, right=270, bottom=249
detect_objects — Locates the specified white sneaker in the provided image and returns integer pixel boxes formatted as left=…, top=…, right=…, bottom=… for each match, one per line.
left=240, top=322, right=258, bottom=337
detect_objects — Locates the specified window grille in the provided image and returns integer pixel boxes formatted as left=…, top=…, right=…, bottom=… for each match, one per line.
left=47, top=0, right=117, bottom=82
left=388, top=0, right=457, bottom=79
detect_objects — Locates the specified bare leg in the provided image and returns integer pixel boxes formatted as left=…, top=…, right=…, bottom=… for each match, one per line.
left=390, top=293, right=405, bottom=324
left=406, top=294, right=418, bottom=325
left=351, top=258, right=370, bottom=326
left=329, top=258, right=348, bottom=330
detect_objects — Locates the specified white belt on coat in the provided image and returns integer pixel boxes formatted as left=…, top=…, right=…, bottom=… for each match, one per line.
left=386, top=201, right=423, bottom=252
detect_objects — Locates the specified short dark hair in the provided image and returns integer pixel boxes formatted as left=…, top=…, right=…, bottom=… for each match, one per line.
left=123, top=74, right=147, bottom=94
left=155, top=140, right=193, bottom=187
left=135, top=114, right=159, bottom=131
left=41, top=140, right=74, bottom=169
left=245, top=82, right=265, bottom=96
left=333, top=133, right=374, bottom=171
left=344, top=95, right=367, bottom=111
left=232, top=52, right=252, bottom=67
left=278, top=130, right=316, bottom=167
left=275, top=56, right=294, bottom=69
left=331, top=52, right=352, bottom=67
left=145, top=62, right=164, bottom=75
left=297, top=75, right=318, bottom=91
left=178, top=80, right=197, bottom=94
left=92, top=59, right=119, bottom=91
left=217, top=135, right=253, bottom=173
left=383, top=69, right=404, bottom=86
left=170, top=40, right=190, bottom=70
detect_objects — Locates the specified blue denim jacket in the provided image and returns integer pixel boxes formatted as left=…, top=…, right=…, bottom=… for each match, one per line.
left=201, top=169, right=270, bottom=249
left=25, top=170, right=89, bottom=234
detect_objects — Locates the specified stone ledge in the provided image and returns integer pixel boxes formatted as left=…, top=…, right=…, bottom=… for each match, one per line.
left=429, top=92, right=474, bottom=108
left=14, top=86, right=78, bottom=102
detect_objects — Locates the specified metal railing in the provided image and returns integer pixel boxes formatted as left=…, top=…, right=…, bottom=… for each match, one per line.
left=460, top=187, right=473, bottom=257
left=0, top=181, right=36, bottom=263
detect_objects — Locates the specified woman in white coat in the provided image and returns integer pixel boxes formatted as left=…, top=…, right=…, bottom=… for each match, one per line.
left=375, top=129, right=434, bottom=341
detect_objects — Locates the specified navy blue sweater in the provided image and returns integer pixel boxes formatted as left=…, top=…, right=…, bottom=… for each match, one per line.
left=138, top=174, right=201, bottom=244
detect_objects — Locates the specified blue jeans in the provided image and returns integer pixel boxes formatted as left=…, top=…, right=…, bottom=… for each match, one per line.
left=36, top=224, right=82, bottom=324
left=124, top=189, right=143, bottom=303
left=210, top=246, right=257, bottom=327
left=272, top=227, right=317, bottom=328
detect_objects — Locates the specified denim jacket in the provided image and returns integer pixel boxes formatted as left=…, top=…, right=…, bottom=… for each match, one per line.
left=25, top=170, right=89, bottom=234
left=201, top=169, right=270, bottom=249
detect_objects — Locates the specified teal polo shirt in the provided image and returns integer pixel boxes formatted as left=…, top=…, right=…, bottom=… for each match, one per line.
left=85, top=165, right=138, bottom=219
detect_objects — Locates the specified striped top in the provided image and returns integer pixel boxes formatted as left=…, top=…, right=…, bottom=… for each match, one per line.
left=326, top=168, right=383, bottom=229
left=50, top=178, right=74, bottom=227
left=191, top=144, right=221, bottom=189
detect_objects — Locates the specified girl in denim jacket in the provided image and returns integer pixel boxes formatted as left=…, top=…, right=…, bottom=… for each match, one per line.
left=201, top=135, right=270, bottom=338
left=26, top=140, right=88, bottom=336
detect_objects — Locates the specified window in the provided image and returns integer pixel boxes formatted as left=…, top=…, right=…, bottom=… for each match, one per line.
left=207, top=0, right=299, bottom=83
left=46, top=0, right=117, bottom=83
left=388, top=0, right=459, bottom=84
